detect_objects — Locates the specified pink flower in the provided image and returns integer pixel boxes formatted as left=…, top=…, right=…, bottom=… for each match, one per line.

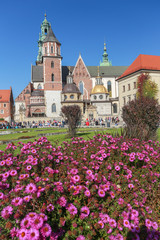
left=11, top=197, right=23, bottom=206
left=23, top=195, right=32, bottom=202
left=145, top=218, right=152, bottom=228
left=109, top=218, right=117, bottom=228
left=1, top=206, right=13, bottom=219
left=80, top=206, right=90, bottom=218
left=40, top=223, right=52, bottom=237
left=25, top=183, right=37, bottom=194
left=128, top=184, right=134, bottom=189
left=152, top=221, right=158, bottom=230
left=110, top=191, right=115, bottom=198
left=20, top=217, right=30, bottom=228
left=28, top=228, right=39, bottom=240
left=57, top=196, right=67, bottom=207
left=101, top=214, right=110, bottom=223
left=18, top=228, right=29, bottom=240
left=0, top=192, right=4, bottom=199
left=118, top=198, right=124, bottom=205
left=76, top=235, right=85, bottom=240
left=84, top=189, right=91, bottom=197
left=68, top=204, right=78, bottom=215
left=98, top=220, right=104, bottom=228
left=98, top=189, right=105, bottom=197
left=10, top=170, right=17, bottom=176
left=115, top=165, right=120, bottom=171
left=32, top=216, right=43, bottom=229
left=123, top=219, right=130, bottom=228
left=47, top=204, right=54, bottom=212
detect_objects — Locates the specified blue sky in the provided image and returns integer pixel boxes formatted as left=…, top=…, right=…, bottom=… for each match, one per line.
left=1, top=0, right=160, bottom=99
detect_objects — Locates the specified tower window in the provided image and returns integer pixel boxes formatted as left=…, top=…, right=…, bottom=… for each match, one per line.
left=51, top=74, right=54, bottom=82
left=51, top=61, right=54, bottom=68
left=107, top=81, right=111, bottom=92
left=45, top=28, right=47, bottom=34
left=52, top=103, right=56, bottom=112
left=51, top=46, right=53, bottom=53
left=45, top=47, right=47, bottom=54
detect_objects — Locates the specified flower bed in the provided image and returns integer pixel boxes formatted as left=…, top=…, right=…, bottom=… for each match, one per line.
left=0, top=134, right=160, bottom=240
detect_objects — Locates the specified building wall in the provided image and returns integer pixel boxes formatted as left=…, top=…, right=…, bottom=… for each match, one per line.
left=45, top=90, right=61, bottom=117
left=0, top=102, right=11, bottom=121
left=118, top=71, right=160, bottom=118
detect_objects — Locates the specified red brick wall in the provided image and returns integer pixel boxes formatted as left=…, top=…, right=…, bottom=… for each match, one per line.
left=73, top=57, right=92, bottom=100
left=43, top=42, right=62, bottom=91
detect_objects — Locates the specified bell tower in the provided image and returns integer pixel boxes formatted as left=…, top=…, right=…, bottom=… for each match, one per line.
left=42, top=17, right=62, bottom=118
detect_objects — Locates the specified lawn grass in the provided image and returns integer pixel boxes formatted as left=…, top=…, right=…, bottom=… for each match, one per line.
left=0, top=127, right=121, bottom=152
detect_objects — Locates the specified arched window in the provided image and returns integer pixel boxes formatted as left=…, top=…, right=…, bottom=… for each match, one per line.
left=52, top=103, right=56, bottom=112
left=51, top=46, right=53, bottom=54
left=107, top=81, right=111, bottom=92
left=37, top=84, right=42, bottom=89
left=51, top=61, right=54, bottom=68
left=51, top=74, right=54, bottom=82
left=79, top=81, right=84, bottom=94
left=113, top=103, right=117, bottom=113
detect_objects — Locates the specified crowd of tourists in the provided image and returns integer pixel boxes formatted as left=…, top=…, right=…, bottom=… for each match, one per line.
left=0, top=116, right=120, bottom=130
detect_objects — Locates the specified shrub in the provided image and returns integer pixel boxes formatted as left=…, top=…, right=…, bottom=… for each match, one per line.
left=122, top=96, right=160, bottom=140
left=122, top=73, right=160, bottom=140
left=61, top=105, right=81, bottom=138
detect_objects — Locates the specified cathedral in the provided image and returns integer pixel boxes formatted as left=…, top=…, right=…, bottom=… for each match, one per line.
left=14, top=15, right=127, bottom=123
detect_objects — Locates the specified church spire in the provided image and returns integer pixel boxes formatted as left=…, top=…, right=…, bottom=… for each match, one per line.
left=100, top=42, right=112, bottom=66
left=37, top=14, right=51, bottom=63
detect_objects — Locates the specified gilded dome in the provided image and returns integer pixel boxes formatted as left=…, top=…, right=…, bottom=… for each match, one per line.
left=91, top=85, right=108, bottom=94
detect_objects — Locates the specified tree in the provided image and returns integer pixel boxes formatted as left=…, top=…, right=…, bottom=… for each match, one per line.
left=122, top=73, right=160, bottom=140
left=136, top=73, right=158, bottom=99
left=61, top=105, right=81, bottom=138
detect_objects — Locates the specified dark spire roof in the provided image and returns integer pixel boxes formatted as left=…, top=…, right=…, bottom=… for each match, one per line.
left=43, top=26, right=61, bottom=45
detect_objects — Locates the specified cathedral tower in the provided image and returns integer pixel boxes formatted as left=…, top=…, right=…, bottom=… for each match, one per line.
left=42, top=17, right=62, bottom=118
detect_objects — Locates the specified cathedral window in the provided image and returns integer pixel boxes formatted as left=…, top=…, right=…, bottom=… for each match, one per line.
left=51, top=46, right=53, bottom=53
left=52, top=103, right=56, bottom=112
left=70, top=95, right=74, bottom=99
left=51, top=74, right=54, bottom=82
left=51, top=61, right=54, bottom=68
left=113, top=103, right=117, bottom=113
left=79, top=81, right=84, bottom=94
left=37, top=84, right=42, bottom=89
left=107, top=81, right=111, bottom=92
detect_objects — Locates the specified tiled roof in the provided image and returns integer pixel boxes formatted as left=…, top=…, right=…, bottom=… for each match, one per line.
left=87, top=66, right=128, bottom=77
left=32, top=65, right=43, bottom=82
left=118, top=54, right=160, bottom=80
left=43, top=27, right=61, bottom=45
left=0, top=89, right=11, bottom=102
